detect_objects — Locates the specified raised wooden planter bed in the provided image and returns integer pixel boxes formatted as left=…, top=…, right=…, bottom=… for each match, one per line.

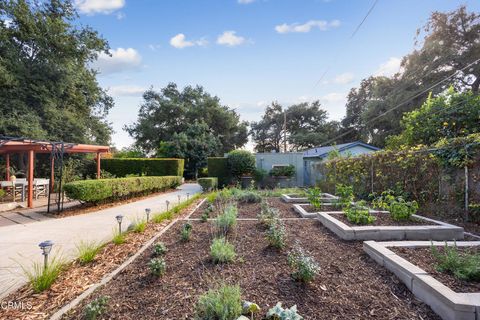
left=364, top=241, right=480, bottom=320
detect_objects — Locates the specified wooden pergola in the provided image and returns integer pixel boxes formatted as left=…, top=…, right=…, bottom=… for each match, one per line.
left=0, top=137, right=110, bottom=209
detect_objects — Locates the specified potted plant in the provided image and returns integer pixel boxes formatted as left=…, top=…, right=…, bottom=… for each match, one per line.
left=227, top=150, right=256, bottom=189
left=269, top=165, right=295, bottom=188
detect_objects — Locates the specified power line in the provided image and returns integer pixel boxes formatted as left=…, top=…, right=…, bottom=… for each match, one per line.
left=312, top=0, right=380, bottom=90
left=318, top=58, right=480, bottom=146
left=350, top=0, right=379, bottom=39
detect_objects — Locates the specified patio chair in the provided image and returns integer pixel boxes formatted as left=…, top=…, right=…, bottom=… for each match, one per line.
left=2, top=181, right=24, bottom=202
left=34, top=179, right=49, bottom=199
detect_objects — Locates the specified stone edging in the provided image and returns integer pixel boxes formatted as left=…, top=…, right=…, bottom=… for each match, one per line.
left=292, top=203, right=343, bottom=218
left=281, top=192, right=337, bottom=203
left=304, top=207, right=464, bottom=241
left=49, top=197, right=207, bottom=320
left=363, top=240, right=480, bottom=320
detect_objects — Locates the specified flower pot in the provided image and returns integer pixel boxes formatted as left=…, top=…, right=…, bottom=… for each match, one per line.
left=273, top=176, right=291, bottom=188
left=240, top=176, right=254, bottom=189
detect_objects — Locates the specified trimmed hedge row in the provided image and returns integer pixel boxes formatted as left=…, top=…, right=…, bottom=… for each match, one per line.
left=64, top=176, right=182, bottom=203
left=101, top=158, right=184, bottom=177
left=207, top=157, right=231, bottom=187
left=198, top=177, right=218, bottom=191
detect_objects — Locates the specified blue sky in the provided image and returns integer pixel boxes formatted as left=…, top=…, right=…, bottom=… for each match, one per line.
left=76, top=0, right=480, bottom=149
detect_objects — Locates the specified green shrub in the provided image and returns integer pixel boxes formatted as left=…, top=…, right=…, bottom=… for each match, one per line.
left=208, top=157, right=231, bottom=187
left=258, top=201, right=280, bottom=227
left=210, top=237, right=236, bottom=263
left=237, top=190, right=262, bottom=203
left=75, top=240, right=103, bottom=265
left=195, top=284, right=242, bottom=320
left=0, top=189, right=5, bottom=198
left=22, top=255, right=65, bottom=293
left=336, top=184, right=354, bottom=209
left=270, top=165, right=295, bottom=177
left=153, top=242, right=167, bottom=256
left=149, top=257, right=166, bottom=276
left=112, top=231, right=126, bottom=245
left=206, top=192, right=218, bottom=204
left=180, top=222, right=192, bottom=241
left=432, top=243, right=480, bottom=281
left=102, top=158, right=184, bottom=177
left=390, top=198, right=419, bottom=220
left=266, top=302, right=303, bottom=320
left=84, top=296, right=110, bottom=320
left=345, top=202, right=375, bottom=225
left=198, top=177, right=218, bottom=192
left=64, top=176, right=182, bottom=204
left=215, top=204, right=238, bottom=234
left=287, top=244, right=320, bottom=283
left=266, top=219, right=286, bottom=249
left=130, top=217, right=147, bottom=233
left=227, top=150, right=256, bottom=178
left=306, top=188, right=322, bottom=209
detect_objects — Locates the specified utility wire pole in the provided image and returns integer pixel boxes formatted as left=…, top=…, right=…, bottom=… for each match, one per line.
left=283, top=111, right=287, bottom=153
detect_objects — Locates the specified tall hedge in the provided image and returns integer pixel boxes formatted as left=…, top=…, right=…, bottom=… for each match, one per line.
left=64, top=176, right=182, bottom=203
left=208, top=157, right=230, bottom=187
left=101, top=158, right=184, bottom=177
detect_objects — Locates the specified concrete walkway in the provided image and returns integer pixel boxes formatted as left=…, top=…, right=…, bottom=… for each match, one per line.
left=0, top=183, right=201, bottom=299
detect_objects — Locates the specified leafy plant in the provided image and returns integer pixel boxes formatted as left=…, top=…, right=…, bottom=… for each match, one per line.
left=266, top=302, right=303, bottom=320
left=130, top=217, right=147, bottom=233
left=335, top=184, right=354, bottom=209
left=149, top=257, right=167, bottom=276
left=21, top=255, right=65, bottom=293
left=201, top=212, right=209, bottom=222
left=390, top=198, right=419, bottom=220
left=258, top=201, right=280, bottom=227
left=112, top=231, right=126, bottom=245
left=237, top=190, right=262, bottom=203
left=287, top=244, right=320, bottom=283
left=266, top=218, right=286, bottom=249
left=207, top=192, right=218, bottom=204
left=306, top=188, right=322, bottom=209
left=345, top=202, right=375, bottom=225
left=210, top=237, right=236, bottom=263
left=153, top=242, right=167, bottom=256
left=269, top=165, right=295, bottom=177
left=195, top=284, right=242, bottom=320
left=372, top=190, right=396, bottom=210
left=215, top=204, right=238, bottom=234
left=75, top=240, right=103, bottom=265
left=432, top=243, right=480, bottom=282
left=180, top=223, right=193, bottom=241
left=84, top=295, right=110, bottom=320
left=227, top=150, right=256, bottom=177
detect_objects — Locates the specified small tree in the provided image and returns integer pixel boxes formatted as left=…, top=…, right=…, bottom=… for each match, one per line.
left=227, top=150, right=256, bottom=178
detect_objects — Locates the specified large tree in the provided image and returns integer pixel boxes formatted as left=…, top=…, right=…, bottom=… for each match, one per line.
left=340, top=5, right=480, bottom=147
left=250, top=101, right=340, bottom=152
left=157, top=121, right=221, bottom=178
left=0, top=0, right=113, bottom=144
left=126, top=83, right=248, bottom=176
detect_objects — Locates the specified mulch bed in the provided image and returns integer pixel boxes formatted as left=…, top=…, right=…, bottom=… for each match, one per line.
left=334, top=212, right=435, bottom=227
left=66, top=202, right=439, bottom=319
left=0, top=199, right=202, bottom=320
left=190, top=197, right=298, bottom=219
left=392, top=246, right=480, bottom=293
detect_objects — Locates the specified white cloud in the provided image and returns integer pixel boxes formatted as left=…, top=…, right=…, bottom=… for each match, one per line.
left=238, top=0, right=255, bottom=3
left=321, top=92, right=346, bottom=103
left=75, top=0, right=125, bottom=15
left=170, top=33, right=208, bottom=49
left=333, top=72, right=354, bottom=85
left=275, top=19, right=340, bottom=34
left=374, top=57, right=402, bottom=77
left=93, top=48, right=142, bottom=75
left=217, top=31, right=246, bottom=47
left=116, top=12, right=126, bottom=20
left=109, top=85, right=145, bottom=97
